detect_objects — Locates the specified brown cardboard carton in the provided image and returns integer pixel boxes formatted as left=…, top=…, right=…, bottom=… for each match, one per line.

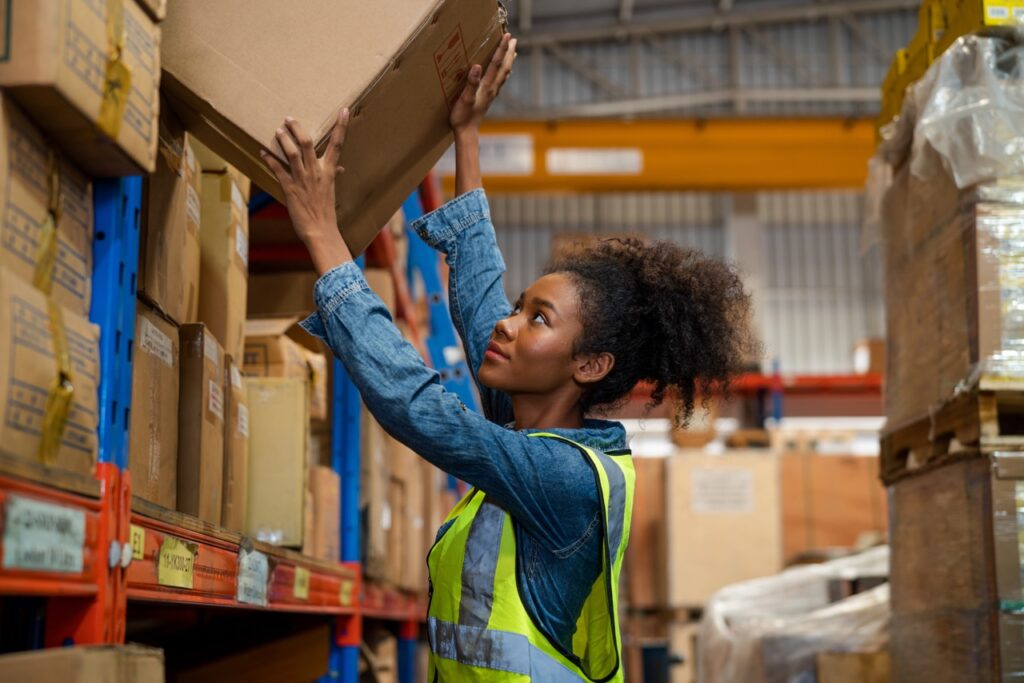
left=190, top=138, right=252, bottom=199
left=176, top=625, right=328, bottom=683
left=198, top=169, right=249, bottom=362
left=128, top=301, right=178, bottom=509
left=666, top=450, right=783, bottom=607
left=177, top=324, right=225, bottom=524
left=243, top=316, right=327, bottom=422
left=889, top=454, right=1024, bottom=681
left=779, top=451, right=887, bottom=562
left=816, top=651, right=890, bottom=683
left=139, top=104, right=201, bottom=325
left=0, top=645, right=164, bottom=683
left=0, top=267, right=99, bottom=477
left=160, top=0, right=504, bottom=255
left=246, top=377, right=308, bottom=546
left=361, top=406, right=390, bottom=581
left=221, top=357, right=250, bottom=533
left=0, top=96, right=93, bottom=316
left=0, top=0, right=160, bottom=175
left=308, top=465, right=340, bottom=562
left=247, top=271, right=319, bottom=317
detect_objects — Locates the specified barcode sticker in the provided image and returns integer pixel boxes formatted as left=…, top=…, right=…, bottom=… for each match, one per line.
left=2, top=496, right=85, bottom=573
left=237, top=404, right=250, bottom=438
left=208, top=380, right=224, bottom=422
left=236, top=547, right=269, bottom=606
left=204, top=334, right=221, bottom=370
left=235, top=225, right=249, bottom=270
left=139, top=318, right=174, bottom=368
left=186, top=185, right=201, bottom=230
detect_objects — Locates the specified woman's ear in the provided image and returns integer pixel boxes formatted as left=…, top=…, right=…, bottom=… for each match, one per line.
left=574, top=352, right=615, bottom=386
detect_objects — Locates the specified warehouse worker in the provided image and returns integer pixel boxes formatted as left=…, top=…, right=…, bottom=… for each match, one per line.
left=262, top=33, right=755, bottom=682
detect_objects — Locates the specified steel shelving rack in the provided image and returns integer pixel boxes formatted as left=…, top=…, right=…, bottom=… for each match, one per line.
left=0, top=176, right=454, bottom=682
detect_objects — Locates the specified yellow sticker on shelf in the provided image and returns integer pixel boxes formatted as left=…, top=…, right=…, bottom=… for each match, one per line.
left=339, top=579, right=355, bottom=606
left=293, top=567, right=310, bottom=600
left=130, top=525, right=145, bottom=560
left=157, top=537, right=197, bottom=589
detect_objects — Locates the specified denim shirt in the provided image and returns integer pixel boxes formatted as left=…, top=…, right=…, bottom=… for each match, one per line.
left=300, top=188, right=628, bottom=652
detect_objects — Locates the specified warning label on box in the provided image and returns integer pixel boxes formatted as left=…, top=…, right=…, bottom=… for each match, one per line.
left=690, top=469, right=754, bottom=514
left=434, top=26, right=469, bottom=110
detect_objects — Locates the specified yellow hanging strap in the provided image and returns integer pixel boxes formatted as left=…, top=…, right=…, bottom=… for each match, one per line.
left=98, top=0, right=131, bottom=139
left=37, top=299, right=75, bottom=465
left=32, top=152, right=62, bottom=294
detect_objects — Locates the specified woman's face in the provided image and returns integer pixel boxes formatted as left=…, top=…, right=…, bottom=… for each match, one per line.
left=478, top=273, right=585, bottom=395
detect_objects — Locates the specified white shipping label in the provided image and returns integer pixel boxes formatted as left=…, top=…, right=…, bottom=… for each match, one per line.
left=208, top=380, right=224, bottom=422
left=2, top=495, right=86, bottom=573
left=230, top=364, right=243, bottom=390
left=139, top=318, right=174, bottom=368
left=690, top=469, right=755, bottom=514
left=235, top=225, right=249, bottom=270
left=203, top=334, right=221, bottom=370
left=237, top=404, right=250, bottom=438
left=231, top=182, right=245, bottom=213
left=236, top=547, right=269, bottom=606
left=186, top=185, right=201, bottom=227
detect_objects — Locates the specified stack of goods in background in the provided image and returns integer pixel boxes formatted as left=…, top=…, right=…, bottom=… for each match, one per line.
left=868, top=29, right=1024, bottom=682
left=0, top=0, right=161, bottom=488
left=622, top=412, right=888, bottom=683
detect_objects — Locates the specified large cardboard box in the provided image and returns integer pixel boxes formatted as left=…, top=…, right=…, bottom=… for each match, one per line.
left=889, top=455, right=1024, bottom=681
left=361, top=406, right=391, bottom=581
left=160, top=0, right=505, bottom=255
left=177, top=324, right=225, bottom=525
left=176, top=625, right=328, bottom=683
left=128, top=301, right=178, bottom=509
left=198, top=168, right=249, bottom=363
left=137, top=0, right=166, bottom=22
left=139, top=104, right=201, bottom=325
left=0, top=267, right=99, bottom=477
left=627, top=456, right=668, bottom=609
left=246, top=377, right=308, bottom=546
left=666, top=450, right=783, bottom=607
left=0, top=645, right=164, bottom=683
left=222, top=358, right=250, bottom=533
left=779, top=452, right=887, bottom=562
left=244, top=317, right=327, bottom=422
left=882, top=167, right=1024, bottom=426
left=0, top=0, right=160, bottom=175
left=388, top=437, right=426, bottom=592
left=0, top=96, right=93, bottom=316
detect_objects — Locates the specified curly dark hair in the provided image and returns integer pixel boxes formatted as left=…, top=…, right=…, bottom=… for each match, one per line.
left=548, top=238, right=758, bottom=427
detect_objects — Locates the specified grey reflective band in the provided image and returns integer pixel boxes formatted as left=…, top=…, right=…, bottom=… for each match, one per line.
left=591, top=450, right=627, bottom=561
left=428, top=617, right=583, bottom=680
left=459, top=500, right=505, bottom=628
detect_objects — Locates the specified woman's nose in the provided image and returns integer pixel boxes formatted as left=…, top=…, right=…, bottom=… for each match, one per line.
left=494, top=316, right=515, bottom=340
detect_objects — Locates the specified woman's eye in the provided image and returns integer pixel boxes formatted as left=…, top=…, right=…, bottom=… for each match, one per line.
left=511, top=304, right=522, bottom=315
left=532, top=312, right=547, bottom=324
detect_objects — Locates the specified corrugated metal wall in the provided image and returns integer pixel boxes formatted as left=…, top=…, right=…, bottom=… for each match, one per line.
left=488, top=191, right=883, bottom=373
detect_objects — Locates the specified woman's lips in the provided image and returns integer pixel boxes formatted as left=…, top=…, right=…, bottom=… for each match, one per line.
left=485, top=341, right=509, bottom=361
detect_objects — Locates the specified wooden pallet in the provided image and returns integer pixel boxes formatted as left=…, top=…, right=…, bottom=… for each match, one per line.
left=881, top=389, right=1024, bottom=483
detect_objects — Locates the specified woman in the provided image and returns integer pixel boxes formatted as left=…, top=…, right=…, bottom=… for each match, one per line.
left=262, top=34, right=755, bottom=682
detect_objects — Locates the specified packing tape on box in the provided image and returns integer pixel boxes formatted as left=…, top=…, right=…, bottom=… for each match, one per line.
left=37, top=300, right=75, bottom=466
left=32, top=153, right=63, bottom=295
left=98, top=0, right=132, bottom=140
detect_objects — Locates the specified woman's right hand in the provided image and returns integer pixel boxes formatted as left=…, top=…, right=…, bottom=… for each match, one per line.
left=449, top=32, right=517, bottom=135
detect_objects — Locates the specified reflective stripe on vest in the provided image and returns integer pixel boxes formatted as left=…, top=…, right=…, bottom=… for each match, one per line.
left=426, top=433, right=635, bottom=682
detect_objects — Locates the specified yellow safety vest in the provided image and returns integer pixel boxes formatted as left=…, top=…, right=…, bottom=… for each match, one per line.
left=426, top=433, right=635, bottom=681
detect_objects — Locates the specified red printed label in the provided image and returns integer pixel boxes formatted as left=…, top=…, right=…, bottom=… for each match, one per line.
left=434, top=26, right=469, bottom=110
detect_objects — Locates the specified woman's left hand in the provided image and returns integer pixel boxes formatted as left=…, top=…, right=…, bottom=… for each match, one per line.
left=262, top=109, right=353, bottom=274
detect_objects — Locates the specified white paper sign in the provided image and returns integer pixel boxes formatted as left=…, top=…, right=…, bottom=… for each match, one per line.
left=691, top=469, right=755, bottom=514
left=2, top=495, right=85, bottom=573
left=139, top=318, right=174, bottom=368
left=236, top=547, right=269, bottom=606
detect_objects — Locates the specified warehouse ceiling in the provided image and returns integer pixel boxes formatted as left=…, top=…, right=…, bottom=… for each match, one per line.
left=493, top=0, right=918, bottom=118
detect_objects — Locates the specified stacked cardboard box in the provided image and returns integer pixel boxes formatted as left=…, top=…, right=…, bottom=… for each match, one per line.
left=222, top=358, right=249, bottom=533
left=0, top=0, right=161, bottom=176
left=177, top=324, right=225, bottom=525
left=0, top=645, right=165, bottom=683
